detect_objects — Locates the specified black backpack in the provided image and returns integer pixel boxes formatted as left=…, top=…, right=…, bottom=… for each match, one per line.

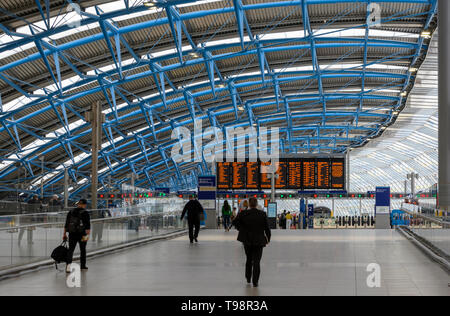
left=51, top=241, right=68, bottom=269
left=67, top=209, right=85, bottom=234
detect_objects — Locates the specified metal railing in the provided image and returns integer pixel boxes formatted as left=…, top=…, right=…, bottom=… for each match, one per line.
left=0, top=204, right=187, bottom=273
left=400, top=203, right=449, bottom=257
left=0, top=200, right=71, bottom=216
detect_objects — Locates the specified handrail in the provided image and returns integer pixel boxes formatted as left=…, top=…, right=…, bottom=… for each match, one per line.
left=0, top=208, right=76, bottom=219
left=0, top=211, right=182, bottom=232
left=0, top=205, right=156, bottom=220
left=400, top=208, right=450, bottom=227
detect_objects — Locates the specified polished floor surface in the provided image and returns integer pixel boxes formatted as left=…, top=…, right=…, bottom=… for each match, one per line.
left=0, top=229, right=448, bottom=296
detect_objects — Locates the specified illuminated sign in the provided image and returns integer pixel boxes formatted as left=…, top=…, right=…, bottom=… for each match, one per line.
left=216, top=157, right=345, bottom=191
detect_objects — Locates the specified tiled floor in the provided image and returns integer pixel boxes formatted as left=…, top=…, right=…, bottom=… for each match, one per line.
left=0, top=229, right=448, bottom=296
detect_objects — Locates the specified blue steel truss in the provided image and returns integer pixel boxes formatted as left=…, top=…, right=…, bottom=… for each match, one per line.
left=0, top=0, right=438, bottom=199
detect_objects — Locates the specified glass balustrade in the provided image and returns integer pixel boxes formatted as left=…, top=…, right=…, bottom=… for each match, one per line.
left=0, top=202, right=187, bottom=273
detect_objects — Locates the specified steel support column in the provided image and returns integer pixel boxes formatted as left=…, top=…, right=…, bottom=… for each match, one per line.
left=439, top=1, right=450, bottom=212
left=40, top=156, right=44, bottom=199
left=346, top=151, right=350, bottom=192
left=64, top=168, right=69, bottom=209
left=91, top=101, right=101, bottom=210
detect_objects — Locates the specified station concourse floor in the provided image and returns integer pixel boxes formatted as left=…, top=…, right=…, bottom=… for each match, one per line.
left=0, top=229, right=448, bottom=296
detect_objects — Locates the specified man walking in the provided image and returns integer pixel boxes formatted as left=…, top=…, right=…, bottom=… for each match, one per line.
left=63, top=199, right=91, bottom=273
left=232, top=197, right=271, bottom=287
left=181, top=195, right=204, bottom=243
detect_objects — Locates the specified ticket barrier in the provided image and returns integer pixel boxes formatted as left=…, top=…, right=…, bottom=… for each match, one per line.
left=334, top=215, right=375, bottom=229
left=328, top=218, right=337, bottom=229
left=360, top=215, right=368, bottom=228
left=336, top=216, right=348, bottom=229
left=312, top=217, right=339, bottom=229
left=314, top=218, right=323, bottom=229
left=344, top=216, right=350, bottom=228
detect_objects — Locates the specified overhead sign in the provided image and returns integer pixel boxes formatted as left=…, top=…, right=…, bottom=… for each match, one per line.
left=155, top=188, right=170, bottom=194
left=216, top=157, right=345, bottom=190
left=198, top=176, right=216, bottom=190
left=198, top=176, right=216, bottom=209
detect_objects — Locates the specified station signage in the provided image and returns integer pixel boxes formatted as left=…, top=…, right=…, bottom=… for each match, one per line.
left=217, top=157, right=345, bottom=191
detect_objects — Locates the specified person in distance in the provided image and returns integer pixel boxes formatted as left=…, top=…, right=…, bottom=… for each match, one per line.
left=181, top=195, right=204, bottom=244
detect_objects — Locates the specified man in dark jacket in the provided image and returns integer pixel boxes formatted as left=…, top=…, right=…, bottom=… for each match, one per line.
left=63, top=199, right=91, bottom=273
left=181, top=195, right=204, bottom=243
left=232, top=197, right=271, bottom=287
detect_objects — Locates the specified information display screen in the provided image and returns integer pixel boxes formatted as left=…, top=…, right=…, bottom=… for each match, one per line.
left=267, top=202, right=277, bottom=218
left=275, top=161, right=288, bottom=189
left=232, top=162, right=246, bottom=189
left=217, top=162, right=232, bottom=189
left=316, top=159, right=331, bottom=189
left=302, top=159, right=316, bottom=189
left=246, top=162, right=260, bottom=189
left=331, top=158, right=345, bottom=189
left=287, top=160, right=302, bottom=189
left=260, top=162, right=272, bottom=189
left=216, top=157, right=345, bottom=191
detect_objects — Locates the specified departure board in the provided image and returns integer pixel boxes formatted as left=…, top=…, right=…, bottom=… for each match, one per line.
left=246, top=162, right=260, bottom=189
left=260, top=162, right=272, bottom=189
left=232, top=162, right=246, bottom=189
left=317, top=159, right=331, bottom=189
left=275, top=161, right=288, bottom=189
left=302, top=159, right=316, bottom=189
left=331, top=159, right=345, bottom=189
left=287, top=160, right=302, bottom=189
left=217, top=162, right=232, bottom=189
left=216, top=157, right=346, bottom=191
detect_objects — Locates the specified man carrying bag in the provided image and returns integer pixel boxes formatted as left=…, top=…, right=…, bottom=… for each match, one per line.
left=63, top=199, right=91, bottom=273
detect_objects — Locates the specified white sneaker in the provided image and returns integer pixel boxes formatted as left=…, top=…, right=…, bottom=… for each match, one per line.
left=66, top=264, right=71, bottom=274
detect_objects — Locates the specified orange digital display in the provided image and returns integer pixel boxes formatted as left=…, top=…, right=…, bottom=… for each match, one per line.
left=217, top=162, right=232, bottom=189
left=246, top=162, right=259, bottom=189
left=317, top=159, right=330, bottom=189
left=331, top=159, right=345, bottom=189
left=216, top=158, right=345, bottom=190
left=260, top=162, right=272, bottom=189
left=287, top=160, right=302, bottom=189
left=232, top=162, right=246, bottom=189
left=302, top=160, right=316, bottom=189
left=275, top=161, right=288, bottom=189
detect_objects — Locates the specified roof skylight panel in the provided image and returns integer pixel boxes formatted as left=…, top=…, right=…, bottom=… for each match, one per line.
left=1, top=95, right=35, bottom=112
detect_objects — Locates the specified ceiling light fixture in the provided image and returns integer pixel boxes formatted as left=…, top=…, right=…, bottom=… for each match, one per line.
left=188, top=52, right=200, bottom=58
left=143, top=1, right=158, bottom=8
left=420, top=30, right=432, bottom=39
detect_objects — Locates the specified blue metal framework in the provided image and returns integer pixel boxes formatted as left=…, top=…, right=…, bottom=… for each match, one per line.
left=0, top=0, right=438, bottom=199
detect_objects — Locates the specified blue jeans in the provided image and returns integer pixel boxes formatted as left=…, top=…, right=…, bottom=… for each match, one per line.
left=223, top=215, right=231, bottom=230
